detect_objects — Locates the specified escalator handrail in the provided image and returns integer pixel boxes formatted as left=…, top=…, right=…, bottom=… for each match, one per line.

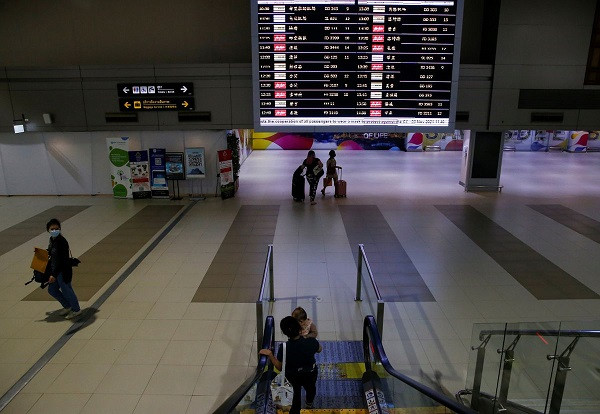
left=214, top=316, right=275, bottom=414
left=478, top=328, right=600, bottom=340
left=363, top=315, right=477, bottom=414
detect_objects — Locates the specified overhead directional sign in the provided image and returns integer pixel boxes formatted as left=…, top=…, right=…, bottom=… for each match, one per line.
left=117, top=83, right=194, bottom=98
left=119, top=97, right=195, bottom=111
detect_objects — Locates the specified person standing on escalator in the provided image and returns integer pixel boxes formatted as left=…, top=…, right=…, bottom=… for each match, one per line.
left=260, top=316, right=322, bottom=413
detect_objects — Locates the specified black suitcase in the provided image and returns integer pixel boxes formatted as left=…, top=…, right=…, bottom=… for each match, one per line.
left=292, top=166, right=305, bottom=201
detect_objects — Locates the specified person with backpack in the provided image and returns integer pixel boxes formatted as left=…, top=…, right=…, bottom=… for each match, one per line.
left=46, top=218, right=82, bottom=319
left=259, top=316, right=322, bottom=413
left=302, top=150, right=323, bottom=205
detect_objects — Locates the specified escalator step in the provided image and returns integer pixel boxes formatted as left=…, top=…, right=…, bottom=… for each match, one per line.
left=313, top=379, right=364, bottom=408
left=315, top=341, right=363, bottom=364
left=274, top=341, right=363, bottom=364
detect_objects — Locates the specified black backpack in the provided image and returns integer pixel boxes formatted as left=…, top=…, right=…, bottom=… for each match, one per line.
left=25, top=254, right=80, bottom=289
left=26, top=269, right=50, bottom=289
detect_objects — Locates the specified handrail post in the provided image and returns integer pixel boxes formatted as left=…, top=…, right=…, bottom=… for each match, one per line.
left=255, top=302, right=263, bottom=361
left=376, top=301, right=384, bottom=339
left=471, top=347, right=486, bottom=410
left=548, top=356, right=570, bottom=414
left=497, top=348, right=515, bottom=409
left=268, top=244, right=274, bottom=302
left=355, top=244, right=363, bottom=301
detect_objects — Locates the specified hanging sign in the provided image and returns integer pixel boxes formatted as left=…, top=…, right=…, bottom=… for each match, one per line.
left=118, top=83, right=194, bottom=97
left=218, top=149, right=235, bottom=199
left=128, top=150, right=151, bottom=199
left=149, top=148, right=169, bottom=198
left=184, top=147, right=206, bottom=179
left=106, top=137, right=132, bottom=198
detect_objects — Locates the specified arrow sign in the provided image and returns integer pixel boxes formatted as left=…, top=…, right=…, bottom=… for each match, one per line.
left=119, top=97, right=195, bottom=111
left=118, top=83, right=193, bottom=97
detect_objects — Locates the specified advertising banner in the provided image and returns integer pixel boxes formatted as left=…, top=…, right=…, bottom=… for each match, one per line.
left=184, top=147, right=206, bottom=178
left=422, top=131, right=463, bottom=151
left=106, top=137, right=132, bottom=198
left=128, top=150, right=151, bottom=199
left=218, top=149, right=235, bottom=199
left=532, top=131, right=550, bottom=151
left=587, top=131, right=600, bottom=151
left=567, top=131, right=589, bottom=153
left=165, top=152, right=185, bottom=180
left=406, top=133, right=424, bottom=152
left=503, top=130, right=534, bottom=151
left=252, top=131, right=405, bottom=150
left=149, top=148, right=169, bottom=198
left=549, top=131, right=569, bottom=150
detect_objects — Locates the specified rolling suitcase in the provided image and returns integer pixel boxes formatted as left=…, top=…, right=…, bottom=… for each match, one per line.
left=292, top=166, right=305, bottom=201
left=334, top=167, right=346, bottom=198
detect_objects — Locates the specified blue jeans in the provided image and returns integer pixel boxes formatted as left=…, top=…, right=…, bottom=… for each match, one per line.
left=47, top=273, right=80, bottom=312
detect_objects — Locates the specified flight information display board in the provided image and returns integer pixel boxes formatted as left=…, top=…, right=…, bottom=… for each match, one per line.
left=251, top=0, right=463, bottom=132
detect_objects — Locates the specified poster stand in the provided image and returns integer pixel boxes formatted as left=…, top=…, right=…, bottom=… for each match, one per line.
left=170, top=179, right=182, bottom=200
left=188, top=179, right=206, bottom=201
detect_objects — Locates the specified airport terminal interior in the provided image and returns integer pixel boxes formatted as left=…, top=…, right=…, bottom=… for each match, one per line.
left=1, top=1, right=600, bottom=414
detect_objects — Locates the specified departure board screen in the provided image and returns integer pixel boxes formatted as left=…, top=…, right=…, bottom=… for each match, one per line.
left=251, top=0, right=463, bottom=132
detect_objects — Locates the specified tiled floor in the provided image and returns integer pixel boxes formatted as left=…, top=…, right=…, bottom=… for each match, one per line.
left=435, top=204, right=599, bottom=300
left=340, top=205, right=435, bottom=302
left=192, top=205, right=279, bottom=303
left=0, top=206, right=89, bottom=256
left=0, top=150, right=599, bottom=413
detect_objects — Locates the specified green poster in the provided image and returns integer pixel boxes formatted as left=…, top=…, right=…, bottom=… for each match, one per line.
left=106, top=137, right=132, bottom=198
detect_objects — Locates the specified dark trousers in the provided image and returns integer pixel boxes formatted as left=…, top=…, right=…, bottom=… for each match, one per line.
left=306, top=176, right=318, bottom=201
left=288, top=369, right=318, bottom=414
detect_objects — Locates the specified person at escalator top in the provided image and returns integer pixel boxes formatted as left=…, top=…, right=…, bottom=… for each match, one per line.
left=259, top=316, right=323, bottom=413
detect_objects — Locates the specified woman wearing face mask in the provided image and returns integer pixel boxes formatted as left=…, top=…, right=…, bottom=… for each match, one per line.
left=46, top=218, right=81, bottom=319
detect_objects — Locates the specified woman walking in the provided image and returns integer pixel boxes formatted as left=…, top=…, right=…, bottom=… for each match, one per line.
left=321, top=150, right=340, bottom=196
left=302, top=150, right=323, bottom=205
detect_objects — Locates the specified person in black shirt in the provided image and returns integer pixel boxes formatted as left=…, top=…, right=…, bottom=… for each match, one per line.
left=302, top=150, right=324, bottom=205
left=260, top=316, right=322, bottom=413
left=46, top=218, right=82, bottom=319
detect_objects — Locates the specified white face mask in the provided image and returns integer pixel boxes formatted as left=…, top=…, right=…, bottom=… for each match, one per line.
left=49, top=229, right=61, bottom=238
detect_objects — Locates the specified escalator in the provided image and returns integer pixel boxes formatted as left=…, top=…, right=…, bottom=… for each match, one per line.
left=215, top=315, right=476, bottom=414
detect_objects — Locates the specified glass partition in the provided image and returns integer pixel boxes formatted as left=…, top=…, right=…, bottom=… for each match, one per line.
left=502, top=321, right=561, bottom=413
left=465, top=322, right=507, bottom=413
left=462, top=320, right=600, bottom=414
left=551, top=321, right=600, bottom=413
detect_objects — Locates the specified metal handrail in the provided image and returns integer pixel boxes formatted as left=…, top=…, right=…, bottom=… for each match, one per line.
left=256, top=244, right=274, bottom=351
left=363, top=315, right=477, bottom=414
left=257, top=244, right=274, bottom=303
left=479, top=329, right=600, bottom=341
left=214, top=316, right=275, bottom=414
left=355, top=244, right=385, bottom=337
left=468, top=325, right=600, bottom=414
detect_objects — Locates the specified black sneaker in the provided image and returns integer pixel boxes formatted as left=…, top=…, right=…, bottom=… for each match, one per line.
left=305, top=401, right=314, bottom=409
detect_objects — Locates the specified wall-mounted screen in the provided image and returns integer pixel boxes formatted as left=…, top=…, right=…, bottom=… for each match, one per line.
left=252, top=0, right=464, bottom=132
